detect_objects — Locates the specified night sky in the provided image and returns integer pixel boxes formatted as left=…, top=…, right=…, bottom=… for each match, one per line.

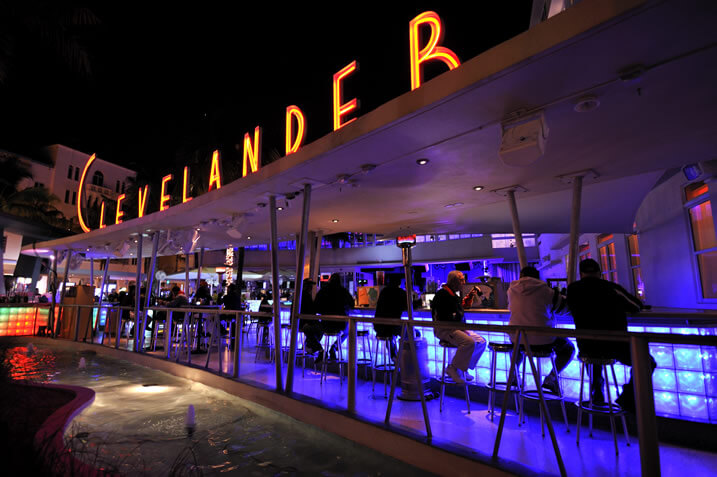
left=0, top=2, right=532, bottom=177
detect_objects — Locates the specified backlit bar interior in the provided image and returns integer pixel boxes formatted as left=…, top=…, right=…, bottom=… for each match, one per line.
left=0, top=306, right=50, bottom=336
left=279, top=308, right=716, bottom=424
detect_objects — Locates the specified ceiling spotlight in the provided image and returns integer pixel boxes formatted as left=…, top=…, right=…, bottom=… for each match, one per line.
left=277, top=206, right=284, bottom=211
left=574, top=95, right=600, bottom=113
left=473, top=185, right=484, bottom=191
left=331, top=219, right=339, bottom=223
left=247, top=236, right=251, bottom=240
left=416, top=158, right=429, bottom=165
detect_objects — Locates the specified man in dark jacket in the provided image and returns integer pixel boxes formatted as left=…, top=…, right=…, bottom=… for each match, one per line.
left=567, top=259, right=655, bottom=411
left=299, top=278, right=323, bottom=354
left=374, top=275, right=408, bottom=358
left=314, top=273, right=354, bottom=360
left=431, top=270, right=486, bottom=384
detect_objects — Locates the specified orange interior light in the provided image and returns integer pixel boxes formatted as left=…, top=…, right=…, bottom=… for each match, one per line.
left=138, top=185, right=151, bottom=217
left=242, top=127, right=262, bottom=177
left=208, top=150, right=222, bottom=190
left=285, top=106, right=306, bottom=155
left=332, top=60, right=359, bottom=130
left=409, top=11, right=460, bottom=91
left=182, top=166, right=193, bottom=203
left=160, top=175, right=173, bottom=211
left=115, top=194, right=126, bottom=224
left=76, top=153, right=96, bottom=233
left=99, top=201, right=106, bottom=229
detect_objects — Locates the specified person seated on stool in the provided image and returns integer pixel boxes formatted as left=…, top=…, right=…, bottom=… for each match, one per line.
left=373, top=275, right=408, bottom=359
left=299, top=278, right=323, bottom=356
left=314, top=273, right=354, bottom=362
left=567, top=258, right=655, bottom=412
left=431, top=270, right=487, bottom=384
left=507, top=266, right=575, bottom=394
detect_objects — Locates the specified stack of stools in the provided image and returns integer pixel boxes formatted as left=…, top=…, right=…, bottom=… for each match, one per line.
left=486, top=341, right=522, bottom=422
left=518, top=347, right=570, bottom=436
left=357, top=330, right=373, bottom=379
left=438, top=340, right=471, bottom=413
left=254, top=321, right=274, bottom=362
left=576, top=356, right=630, bottom=454
left=372, top=335, right=396, bottom=397
left=320, top=332, right=346, bottom=384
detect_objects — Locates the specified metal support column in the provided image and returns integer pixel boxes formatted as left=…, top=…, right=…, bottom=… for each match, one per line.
left=60, top=250, right=72, bottom=337
left=184, top=254, right=190, bottom=295
left=309, top=231, right=323, bottom=287
left=96, top=258, right=110, bottom=337
left=134, top=236, right=143, bottom=351
left=269, top=195, right=283, bottom=391
left=49, top=250, right=59, bottom=338
left=348, top=317, right=357, bottom=412
left=140, top=232, right=160, bottom=350
left=197, top=247, right=204, bottom=290
left=506, top=189, right=528, bottom=270
left=567, top=176, right=583, bottom=284
left=385, top=245, right=432, bottom=437
left=89, top=257, right=94, bottom=288
left=630, top=336, right=660, bottom=477
left=287, top=184, right=312, bottom=393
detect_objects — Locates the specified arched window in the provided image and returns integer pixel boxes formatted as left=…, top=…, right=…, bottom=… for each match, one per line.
left=92, top=171, right=104, bottom=187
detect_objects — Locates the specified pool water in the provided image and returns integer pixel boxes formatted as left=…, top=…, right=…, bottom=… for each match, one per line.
left=2, top=344, right=433, bottom=476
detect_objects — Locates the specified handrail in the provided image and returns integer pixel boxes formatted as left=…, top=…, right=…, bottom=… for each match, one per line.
left=38, top=302, right=717, bottom=477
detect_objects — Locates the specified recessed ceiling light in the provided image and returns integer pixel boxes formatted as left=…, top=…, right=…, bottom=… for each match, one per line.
left=331, top=219, right=339, bottom=223
left=416, top=158, right=429, bottom=165
left=247, top=236, right=251, bottom=240
left=277, top=206, right=284, bottom=211
left=473, top=185, right=484, bottom=191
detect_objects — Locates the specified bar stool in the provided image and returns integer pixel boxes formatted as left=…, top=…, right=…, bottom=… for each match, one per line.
left=281, top=324, right=309, bottom=375
left=372, top=335, right=396, bottom=397
left=254, top=321, right=274, bottom=362
left=357, top=330, right=373, bottom=379
left=486, top=341, right=522, bottom=422
left=576, top=356, right=630, bottom=454
left=439, top=340, right=471, bottom=413
left=320, top=332, right=346, bottom=384
left=518, top=346, right=570, bottom=435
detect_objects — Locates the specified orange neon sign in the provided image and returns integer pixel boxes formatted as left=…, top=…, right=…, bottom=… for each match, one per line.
left=409, top=11, right=460, bottom=91
left=242, top=127, right=262, bottom=177
left=182, top=166, right=192, bottom=203
left=75, top=11, right=465, bottom=234
left=138, top=185, right=150, bottom=217
left=160, top=175, right=173, bottom=211
left=285, top=106, right=306, bottom=155
left=76, top=153, right=96, bottom=233
left=208, top=150, right=222, bottom=191
left=333, top=60, right=359, bottom=130
left=99, top=201, right=106, bottom=229
left=115, top=194, right=126, bottom=224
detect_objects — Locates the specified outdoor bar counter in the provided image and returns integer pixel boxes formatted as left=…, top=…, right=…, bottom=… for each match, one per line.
left=278, top=306, right=717, bottom=425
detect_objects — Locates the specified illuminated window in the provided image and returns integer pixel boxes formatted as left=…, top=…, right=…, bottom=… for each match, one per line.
left=597, top=234, right=618, bottom=283
left=578, top=243, right=591, bottom=260
left=491, top=233, right=536, bottom=248
left=685, top=181, right=717, bottom=299
left=628, top=234, right=645, bottom=299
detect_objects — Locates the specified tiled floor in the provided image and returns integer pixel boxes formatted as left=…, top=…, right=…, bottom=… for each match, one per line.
left=96, top=330, right=717, bottom=476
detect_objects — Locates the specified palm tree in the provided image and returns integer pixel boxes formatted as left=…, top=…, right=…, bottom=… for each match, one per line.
left=0, top=1, right=99, bottom=85
left=0, top=152, right=32, bottom=198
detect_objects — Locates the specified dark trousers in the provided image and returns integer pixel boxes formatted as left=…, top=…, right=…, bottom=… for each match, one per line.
left=301, top=322, right=324, bottom=352
left=517, top=337, right=575, bottom=377
left=590, top=351, right=657, bottom=404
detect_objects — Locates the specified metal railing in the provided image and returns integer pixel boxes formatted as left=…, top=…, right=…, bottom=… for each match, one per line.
left=18, top=302, right=717, bottom=477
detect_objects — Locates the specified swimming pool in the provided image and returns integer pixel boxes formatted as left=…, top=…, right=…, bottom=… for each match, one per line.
left=2, top=343, right=433, bottom=476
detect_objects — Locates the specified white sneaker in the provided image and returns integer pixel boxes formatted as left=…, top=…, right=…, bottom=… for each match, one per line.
left=445, top=365, right=466, bottom=384
left=463, top=371, right=475, bottom=382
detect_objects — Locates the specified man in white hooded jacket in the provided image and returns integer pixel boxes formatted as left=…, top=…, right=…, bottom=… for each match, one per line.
left=508, top=266, right=574, bottom=393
